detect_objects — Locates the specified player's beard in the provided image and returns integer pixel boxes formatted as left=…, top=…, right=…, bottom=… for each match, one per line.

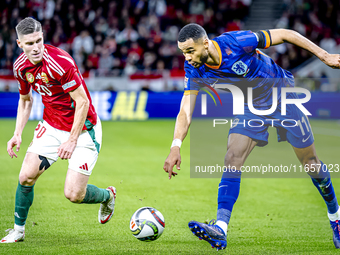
left=198, top=50, right=209, bottom=67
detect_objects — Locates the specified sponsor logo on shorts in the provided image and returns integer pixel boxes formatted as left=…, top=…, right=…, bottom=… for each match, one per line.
left=79, top=163, right=88, bottom=171
left=302, top=133, right=312, bottom=143
left=26, top=72, right=34, bottom=83
left=62, top=80, right=77, bottom=90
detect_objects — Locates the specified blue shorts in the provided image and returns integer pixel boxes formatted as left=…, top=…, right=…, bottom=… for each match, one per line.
left=228, top=93, right=314, bottom=148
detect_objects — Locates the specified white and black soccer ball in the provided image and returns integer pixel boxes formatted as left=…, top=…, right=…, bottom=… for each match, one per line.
left=130, top=207, right=165, bottom=241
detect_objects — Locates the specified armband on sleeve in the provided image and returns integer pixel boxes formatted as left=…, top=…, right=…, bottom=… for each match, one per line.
left=255, top=30, right=272, bottom=49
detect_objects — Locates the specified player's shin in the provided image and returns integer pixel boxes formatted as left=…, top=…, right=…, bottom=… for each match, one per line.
left=216, top=170, right=241, bottom=234
left=14, top=182, right=35, bottom=231
left=308, top=161, right=339, bottom=219
left=81, top=184, right=110, bottom=204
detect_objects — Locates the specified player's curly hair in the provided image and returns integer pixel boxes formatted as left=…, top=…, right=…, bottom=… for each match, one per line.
left=16, top=17, right=42, bottom=37
left=178, top=23, right=207, bottom=42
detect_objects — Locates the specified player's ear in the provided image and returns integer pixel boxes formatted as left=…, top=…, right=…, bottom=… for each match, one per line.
left=16, top=39, right=22, bottom=49
left=203, top=38, right=209, bottom=49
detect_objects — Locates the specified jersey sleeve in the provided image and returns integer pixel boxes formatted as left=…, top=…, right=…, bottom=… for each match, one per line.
left=183, top=62, right=202, bottom=96
left=60, top=66, right=83, bottom=93
left=254, top=30, right=272, bottom=49
left=227, top=30, right=259, bottom=54
left=13, top=68, right=31, bottom=95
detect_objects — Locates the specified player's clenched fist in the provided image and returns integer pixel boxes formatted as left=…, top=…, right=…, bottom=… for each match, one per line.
left=163, top=147, right=181, bottom=180
left=323, top=53, right=340, bottom=69
left=7, top=135, right=21, bottom=158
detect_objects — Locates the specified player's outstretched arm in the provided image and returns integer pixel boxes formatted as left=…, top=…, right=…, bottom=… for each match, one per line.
left=163, top=93, right=197, bottom=179
left=269, top=29, right=340, bottom=69
left=57, top=86, right=89, bottom=160
left=7, top=90, right=33, bottom=158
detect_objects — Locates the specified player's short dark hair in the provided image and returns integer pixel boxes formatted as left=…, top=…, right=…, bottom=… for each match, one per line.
left=16, top=17, right=42, bottom=37
left=178, top=23, right=207, bottom=43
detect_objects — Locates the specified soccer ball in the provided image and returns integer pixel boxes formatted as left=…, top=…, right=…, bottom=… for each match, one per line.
left=130, top=207, right=165, bottom=241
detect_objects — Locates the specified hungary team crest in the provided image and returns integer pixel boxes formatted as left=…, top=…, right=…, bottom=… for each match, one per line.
left=26, top=72, right=34, bottom=83
left=41, top=72, right=49, bottom=84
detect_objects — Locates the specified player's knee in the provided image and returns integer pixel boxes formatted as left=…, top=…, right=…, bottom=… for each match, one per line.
left=302, top=156, right=317, bottom=166
left=64, top=190, right=85, bottom=203
left=302, top=156, right=319, bottom=174
left=225, top=151, right=233, bottom=164
left=225, top=151, right=241, bottom=168
left=18, top=173, right=37, bottom=186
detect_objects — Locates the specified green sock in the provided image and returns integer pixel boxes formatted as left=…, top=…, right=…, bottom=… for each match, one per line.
left=14, top=183, right=34, bottom=226
left=81, top=184, right=110, bottom=204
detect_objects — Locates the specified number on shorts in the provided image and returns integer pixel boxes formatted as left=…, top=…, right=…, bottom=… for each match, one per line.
left=297, top=116, right=311, bottom=136
left=36, top=125, right=46, bottom=138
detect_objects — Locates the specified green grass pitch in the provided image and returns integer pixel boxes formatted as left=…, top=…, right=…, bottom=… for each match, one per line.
left=0, top=119, right=340, bottom=254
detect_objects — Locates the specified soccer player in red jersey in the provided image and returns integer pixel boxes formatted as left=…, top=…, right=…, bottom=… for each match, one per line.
left=1, top=18, right=116, bottom=243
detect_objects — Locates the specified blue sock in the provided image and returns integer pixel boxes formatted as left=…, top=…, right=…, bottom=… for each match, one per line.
left=308, top=161, right=339, bottom=214
left=217, top=170, right=241, bottom=224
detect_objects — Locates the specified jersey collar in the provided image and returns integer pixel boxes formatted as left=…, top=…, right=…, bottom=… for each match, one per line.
left=205, top=40, right=222, bottom=69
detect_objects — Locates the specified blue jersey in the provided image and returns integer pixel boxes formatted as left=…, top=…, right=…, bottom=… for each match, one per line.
left=184, top=30, right=294, bottom=108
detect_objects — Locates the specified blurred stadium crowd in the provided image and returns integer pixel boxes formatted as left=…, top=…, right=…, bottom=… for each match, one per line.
left=0, top=0, right=338, bottom=80
left=272, top=0, right=339, bottom=72
left=0, top=0, right=251, bottom=78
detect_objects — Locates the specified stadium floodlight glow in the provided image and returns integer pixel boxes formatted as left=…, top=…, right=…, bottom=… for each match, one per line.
left=201, top=84, right=312, bottom=116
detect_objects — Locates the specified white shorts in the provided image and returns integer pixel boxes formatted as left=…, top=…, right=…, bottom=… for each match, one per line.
left=27, top=117, right=102, bottom=176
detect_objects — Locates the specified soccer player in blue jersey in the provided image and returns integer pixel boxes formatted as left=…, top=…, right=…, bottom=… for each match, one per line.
left=163, top=23, right=340, bottom=250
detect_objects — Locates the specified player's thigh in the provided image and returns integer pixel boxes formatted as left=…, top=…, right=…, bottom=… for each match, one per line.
left=65, top=130, right=99, bottom=196
left=19, top=152, right=48, bottom=185
left=64, top=118, right=101, bottom=201
left=225, top=133, right=258, bottom=167
left=229, top=112, right=271, bottom=147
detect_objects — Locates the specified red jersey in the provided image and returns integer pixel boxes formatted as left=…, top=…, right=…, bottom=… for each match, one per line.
left=13, top=44, right=97, bottom=132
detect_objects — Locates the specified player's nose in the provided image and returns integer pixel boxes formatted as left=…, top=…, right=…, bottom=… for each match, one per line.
left=185, top=55, right=192, bottom=62
left=33, top=43, right=39, bottom=52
